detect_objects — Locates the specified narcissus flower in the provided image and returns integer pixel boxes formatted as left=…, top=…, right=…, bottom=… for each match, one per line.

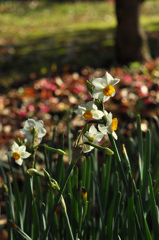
left=75, top=101, right=104, bottom=120
left=98, top=111, right=118, bottom=140
left=83, top=125, right=104, bottom=153
left=6, top=141, right=31, bottom=165
left=20, top=119, right=46, bottom=144
left=92, top=72, right=120, bottom=102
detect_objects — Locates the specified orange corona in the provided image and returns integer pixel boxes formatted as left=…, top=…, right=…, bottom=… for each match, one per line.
left=12, top=152, right=20, bottom=160
left=111, top=118, right=118, bottom=131
left=83, top=111, right=93, bottom=120
left=103, top=85, right=115, bottom=96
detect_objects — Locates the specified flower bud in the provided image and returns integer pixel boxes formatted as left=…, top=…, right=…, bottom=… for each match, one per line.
left=27, top=168, right=44, bottom=177
left=82, top=187, right=87, bottom=204
left=86, top=80, right=94, bottom=94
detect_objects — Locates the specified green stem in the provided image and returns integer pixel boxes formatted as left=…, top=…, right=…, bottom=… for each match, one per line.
left=64, top=209, right=75, bottom=240
left=42, top=146, right=82, bottom=240
left=109, top=134, right=129, bottom=195
left=39, top=144, right=66, bottom=155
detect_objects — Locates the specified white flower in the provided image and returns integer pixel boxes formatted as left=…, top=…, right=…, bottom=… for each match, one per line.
left=6, top=141, right=31, bottom=166
left=20, top=119, right=46, bottom=144
left=92, top=72, right=120, bottom=102
left=83, top=125, right=104, bottom=153
left=74, top=101, right=104, bottom=120
left=98, top=110, right=118, bottom=140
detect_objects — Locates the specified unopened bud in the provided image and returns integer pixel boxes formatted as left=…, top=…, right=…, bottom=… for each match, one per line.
left=104, top=147, right=114, bottom=155
left=86, top=80, right=94, bottom=94
left=3, top=184, right=8, bottom=196
left=82, top=187, right=87, bottom=204
left=27, top=168, right=44, bottom=178
left=60, top=195, right=67, bottom=213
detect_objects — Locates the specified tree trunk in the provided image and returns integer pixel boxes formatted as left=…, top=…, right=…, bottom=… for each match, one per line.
left=115, top=0, right=151, bottom=64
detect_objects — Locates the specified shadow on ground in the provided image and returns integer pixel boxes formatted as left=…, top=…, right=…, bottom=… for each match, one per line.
left=0, top=27, right=115, bottom=86
left=0, top=26, right=159, bottom=89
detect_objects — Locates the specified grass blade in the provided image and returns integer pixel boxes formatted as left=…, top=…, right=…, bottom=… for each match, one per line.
left=137, top=114, right=144, bottom=183
left=148, top=173, right=159, bottom=237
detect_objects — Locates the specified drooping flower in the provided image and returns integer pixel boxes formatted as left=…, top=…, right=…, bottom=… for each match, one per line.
left=74, top=101, right=104, bottom=120
left=6, top=141, right=31, bottom=166
left=83, top=125, right=104, bottom=153
left=98, top=110, right=118, bottom=140
left=20, top=119, right=46, bottom=144
left=92, top=72, right=120, bottom=102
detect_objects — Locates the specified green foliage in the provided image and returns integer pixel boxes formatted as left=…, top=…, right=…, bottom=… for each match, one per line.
left=1, top=113, right=159, bottom=239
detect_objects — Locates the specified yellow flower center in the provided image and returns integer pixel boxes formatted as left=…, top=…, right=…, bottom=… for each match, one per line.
left=83, top=111, right=93, bottom=120
left=103, top=85, right=115, bottom=96
left=30, top=128, right=37, bottom=135
left=111, top=118, right=118, bottom=131
left=12, top=152, right=21, bottom=160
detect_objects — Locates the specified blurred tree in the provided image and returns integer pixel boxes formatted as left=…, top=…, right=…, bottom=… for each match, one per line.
left=115, top=0, right=151, bottom=64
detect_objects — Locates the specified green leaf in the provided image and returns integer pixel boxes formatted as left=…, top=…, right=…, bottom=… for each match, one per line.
left=137, top=114, right=144, bottom=183
left=92, top=172, right=104, bottom=228
left=9, top=220, right=32, bottom=240
left=148, top=173, right=159, bottom=237
left=128, top=196, right=136, bottom=240
left=100, top=156, right=111, bottom=215
left=55, top=132, right=65, bottom=185
left=32, top=198, right=40, bottom=240
left=82, top=156, right=87, bottom=187
left=9, top=161, right=23, bottom=229
left=109, top=134, right=129, bottom=195
left=141, top=130, right=151, bottom=202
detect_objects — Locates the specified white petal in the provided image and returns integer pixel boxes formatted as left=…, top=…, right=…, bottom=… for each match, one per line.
left=15, top=158, right=23, bottom=166
left=38, top=128, right=46, bottom=138
left=94, top=132, right=104, bottom=142
left=111, top=89, right=116, bottom=97
left=84, top=131, right=93, bottom=139
left=92, top=103, right=98, bottom=111
left=35, top=120, right=44, bottom=130
left=112, top=131, right=118, bottom=140
left=74, top=108, right=84, bottom=115
left=92, top=90, right=104, bottom=100
left=92, top=78, right=104, bottom=88
left=107, top=128, right=112, bottom=135
left=85, top=101, right=94, bottom=110
left=103, top=72, right=114, bottom=85
left=98, top=124, right=108, bottom=135
left=111, top=78, right=120, bottom=86
left=19, top=145, right=26, bottom=154
left=24, top=134, right=33, bottom=143
left=105, top=112, right=113, bottom=126
left=89, top=125, right=97, bottom=135
left=92, top=110, right=104, bottom=119
left=20, top=119, right=33, bottom=133
left=27, top=119, right=36, bottom=127
left=83, top=144, right=94, bottom=153
left=77, top=104, right=87, bottom=110
left=21, top=151, right=31, bottom=159
left=11, top=142, right=19, bottom=151
left=20, top=128, right=28, bottom=135
left=103, top=95, right=110, bottom=102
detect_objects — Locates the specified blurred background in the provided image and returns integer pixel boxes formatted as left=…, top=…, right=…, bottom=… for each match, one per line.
left=0, top=0, right=159, bottom=154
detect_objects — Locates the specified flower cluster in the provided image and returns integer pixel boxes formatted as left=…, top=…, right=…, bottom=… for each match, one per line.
left=6, top=119, right=46, bottom=165
left=75, top=72, right=120, bottom=153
